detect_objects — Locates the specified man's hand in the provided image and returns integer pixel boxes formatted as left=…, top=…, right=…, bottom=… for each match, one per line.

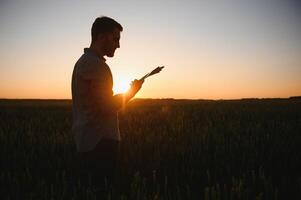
left=127, top=79, right=144, bottom=99
left=130, top=79, right=144, bottom=94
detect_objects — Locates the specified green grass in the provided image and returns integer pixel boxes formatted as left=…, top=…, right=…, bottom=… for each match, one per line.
left=0, top=99, right=301, bottom=199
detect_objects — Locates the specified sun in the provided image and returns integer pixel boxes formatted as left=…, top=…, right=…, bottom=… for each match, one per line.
left=113, top=76, right=131, bottom=94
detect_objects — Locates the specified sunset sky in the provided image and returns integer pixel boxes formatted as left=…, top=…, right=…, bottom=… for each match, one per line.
left=0, top=0, right=300, bottom=99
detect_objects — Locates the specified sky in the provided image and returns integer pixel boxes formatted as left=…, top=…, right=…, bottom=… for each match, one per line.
left=0, top=0, right=300, bottom=99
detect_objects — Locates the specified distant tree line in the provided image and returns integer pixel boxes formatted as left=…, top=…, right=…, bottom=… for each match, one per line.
left=289, top=96, right=301, bottom=99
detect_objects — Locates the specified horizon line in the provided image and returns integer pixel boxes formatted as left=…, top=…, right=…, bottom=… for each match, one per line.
left=0, top=96, right=300, bottom=101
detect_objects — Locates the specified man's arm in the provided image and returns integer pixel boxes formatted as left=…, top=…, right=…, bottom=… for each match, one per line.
left=89, top=75, right=143, bottom=113
left=111, top=79, right=144, bottom=111
left=79, top=59, right=143, bottom=112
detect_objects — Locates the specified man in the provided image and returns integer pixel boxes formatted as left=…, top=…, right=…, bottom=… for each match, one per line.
left=71, top=16, right=143, bottom=192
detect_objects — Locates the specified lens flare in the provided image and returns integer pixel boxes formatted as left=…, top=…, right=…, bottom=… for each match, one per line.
left=113, top=77, right=131, bottom=94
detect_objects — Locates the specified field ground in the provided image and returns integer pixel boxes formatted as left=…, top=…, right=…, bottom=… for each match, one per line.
left=1, top=98, right=301, bottom=199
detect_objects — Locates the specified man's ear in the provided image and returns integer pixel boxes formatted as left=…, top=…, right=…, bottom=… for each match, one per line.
left=97, top=33, right=107, bottom=42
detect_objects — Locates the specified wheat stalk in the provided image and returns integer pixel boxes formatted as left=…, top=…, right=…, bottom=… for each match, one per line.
left=139, top=66, right=164, bottom=81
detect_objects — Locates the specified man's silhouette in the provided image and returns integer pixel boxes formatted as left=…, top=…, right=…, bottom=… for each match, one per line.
left=71, top=16, right=143, bottom=193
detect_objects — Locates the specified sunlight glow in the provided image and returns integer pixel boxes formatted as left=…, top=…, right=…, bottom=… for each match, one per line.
left=113, top=76, right=131, bottom=94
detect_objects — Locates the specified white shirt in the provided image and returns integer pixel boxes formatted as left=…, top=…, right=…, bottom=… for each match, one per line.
left=71, top=48, right=121, bottom=152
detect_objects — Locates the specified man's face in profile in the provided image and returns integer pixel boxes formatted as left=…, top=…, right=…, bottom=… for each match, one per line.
left=103, top=28, right=121, bottom=57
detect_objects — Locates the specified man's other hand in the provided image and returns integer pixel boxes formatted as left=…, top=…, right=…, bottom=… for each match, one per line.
left=127, top=79, right=144, bottom=99
left=130, top=79, right=144, bottom=94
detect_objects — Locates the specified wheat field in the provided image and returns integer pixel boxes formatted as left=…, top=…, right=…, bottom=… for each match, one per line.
left=1, top=99, right=300, bottom=199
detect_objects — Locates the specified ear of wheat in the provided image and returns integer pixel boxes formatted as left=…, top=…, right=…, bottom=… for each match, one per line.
left=139, top=66, right=164, bottom=81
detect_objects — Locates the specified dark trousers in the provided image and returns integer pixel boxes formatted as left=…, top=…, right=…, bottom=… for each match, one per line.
left=79, top=138, right=120, bottom=193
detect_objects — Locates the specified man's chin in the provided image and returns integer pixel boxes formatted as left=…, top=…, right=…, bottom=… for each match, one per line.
left=106, top=51, right=115, bottom=57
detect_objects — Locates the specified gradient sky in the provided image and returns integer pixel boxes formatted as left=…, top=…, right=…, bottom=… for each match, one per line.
left=0, top=0, right=300, bottom=99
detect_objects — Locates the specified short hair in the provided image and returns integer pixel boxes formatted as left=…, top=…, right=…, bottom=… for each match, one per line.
left=91, top=16, right=123, bottom=41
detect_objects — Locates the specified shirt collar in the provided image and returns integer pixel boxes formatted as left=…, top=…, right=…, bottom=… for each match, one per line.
left=84, top=48, right=106, bottom=62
